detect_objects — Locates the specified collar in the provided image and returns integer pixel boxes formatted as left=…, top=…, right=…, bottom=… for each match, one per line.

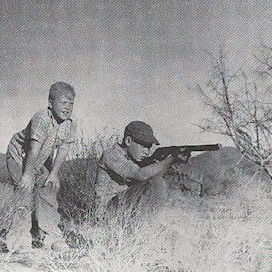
left=47, top=108, right=74, bottom=127
left=117, top=143, right=129, bottom=158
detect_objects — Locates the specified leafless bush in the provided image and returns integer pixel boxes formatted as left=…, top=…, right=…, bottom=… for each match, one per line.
left=194, top=47, right=272, bottom=179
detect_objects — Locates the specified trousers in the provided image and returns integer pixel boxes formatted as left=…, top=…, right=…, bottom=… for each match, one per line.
left=5, top=154, right=63, bottom=251
left=105, top=176, right=169, bottom=220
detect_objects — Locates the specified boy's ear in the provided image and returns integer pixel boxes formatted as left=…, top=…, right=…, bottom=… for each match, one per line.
left=124, top=135, right=133, bottom=146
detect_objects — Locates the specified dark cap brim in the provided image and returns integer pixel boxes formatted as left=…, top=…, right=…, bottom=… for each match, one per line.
left=133, top=134, right=160, bottom=146
left=149, top=135, right=160, bottom=145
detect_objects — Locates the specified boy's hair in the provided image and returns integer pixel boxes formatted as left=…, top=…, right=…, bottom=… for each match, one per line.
left=49, top=81, right=75, bottom=101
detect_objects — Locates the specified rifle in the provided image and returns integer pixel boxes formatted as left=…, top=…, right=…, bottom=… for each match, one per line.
left=139, top=144, right=221, bottom=166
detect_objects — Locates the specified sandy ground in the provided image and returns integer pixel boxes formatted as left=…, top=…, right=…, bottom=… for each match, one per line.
left=2, top=263, right=38, bottom=272
left=1, top=252, right=40, bottom=272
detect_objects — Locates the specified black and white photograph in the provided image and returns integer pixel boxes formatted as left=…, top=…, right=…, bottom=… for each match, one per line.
left=0, top=0, right=271, bottom=271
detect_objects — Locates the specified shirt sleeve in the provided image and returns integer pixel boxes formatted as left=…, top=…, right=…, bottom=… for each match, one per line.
left=29, top=111, right=49, bottom=143
left=103, top=148, right=140, bottom=181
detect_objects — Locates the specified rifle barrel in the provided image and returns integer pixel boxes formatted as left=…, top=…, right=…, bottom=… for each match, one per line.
left=182, top=144, right=221, bottom=152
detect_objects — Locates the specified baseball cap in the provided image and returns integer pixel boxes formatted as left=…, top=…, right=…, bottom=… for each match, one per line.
left=124, top=121, right=160, bottom=146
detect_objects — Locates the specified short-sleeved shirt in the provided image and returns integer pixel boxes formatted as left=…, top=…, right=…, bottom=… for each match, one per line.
left=7, top=108, right=77, bottom=174
left=95, top=144, right=140, bottom=207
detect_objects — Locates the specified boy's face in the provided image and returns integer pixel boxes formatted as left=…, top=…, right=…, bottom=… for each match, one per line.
left=49, top=93, right=74, bottom=122
left=126, top=136, right=152, bottom=162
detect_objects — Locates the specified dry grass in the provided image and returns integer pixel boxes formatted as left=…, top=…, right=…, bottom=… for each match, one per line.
left=0, top=183, right=15, bottom=237
left=0, top=177, right=271, bottom=272
left=2, top=182, right=269, bottom=272
left=0, top=132, right=271, bottom=271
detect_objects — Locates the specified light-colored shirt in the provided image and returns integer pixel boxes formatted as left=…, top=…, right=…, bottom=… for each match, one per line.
left=95, top=144, right=140, bottom=207
left=7, top=108, right=77, bottom=173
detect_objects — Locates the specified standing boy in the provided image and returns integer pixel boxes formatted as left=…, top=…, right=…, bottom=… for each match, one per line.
left=95, top=121, right=190, bottom=217
left=4, top=81, right=77, bottom=253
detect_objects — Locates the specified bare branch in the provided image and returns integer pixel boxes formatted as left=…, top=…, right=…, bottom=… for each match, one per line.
left=194, top=46, right=272, bottom=179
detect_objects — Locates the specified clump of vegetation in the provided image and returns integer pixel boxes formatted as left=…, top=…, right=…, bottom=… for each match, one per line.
left=0, top=182, right=15, bottom=252
left=194, top=45, right=272, bottom=179
left=58, top=127, right=121, bottom=223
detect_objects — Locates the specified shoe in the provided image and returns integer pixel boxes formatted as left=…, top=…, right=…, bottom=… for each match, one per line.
left=0, top=241, right=8, bottom=253
left=32, top=238, right=44, bottom=249
left=0, top=229, right=8, bottom=253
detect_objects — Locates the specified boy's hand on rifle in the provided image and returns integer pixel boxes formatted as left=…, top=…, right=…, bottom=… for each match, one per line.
left=176, top=147, right=191, bottom=163
left=18, top=173, right=34, bottom=192
left=43, top=172, right=60, bottom=190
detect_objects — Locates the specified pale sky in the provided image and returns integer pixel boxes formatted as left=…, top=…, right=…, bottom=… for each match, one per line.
left=1, top=0, right=272, bottom=152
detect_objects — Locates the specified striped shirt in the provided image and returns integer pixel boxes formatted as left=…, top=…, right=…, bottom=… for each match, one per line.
left=7, top=108, right=77, bottom=173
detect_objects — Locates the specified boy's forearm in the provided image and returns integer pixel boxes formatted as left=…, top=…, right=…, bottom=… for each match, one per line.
left=133, top=156, right=175, bottom=181
left=50, top=144, right=69, bottom=175
left=23, top=141, right=42, bottom=176
left=24, top=154, right=39, bottom=177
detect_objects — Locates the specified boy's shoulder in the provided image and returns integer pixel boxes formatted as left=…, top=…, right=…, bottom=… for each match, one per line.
left=103, top=144, right=128, bottom=162
left=31, top=109, right=51, bottom=123
left=31, top=109, right=77, bottom=127
left=104, top=144, right=123, bottom=155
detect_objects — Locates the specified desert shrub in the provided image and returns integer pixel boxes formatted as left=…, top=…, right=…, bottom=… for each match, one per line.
left=58, top=157, right=96, bottom=223
left=58, top=128, right=121, bottom=223
left=195, top=47, right=272, bottom=179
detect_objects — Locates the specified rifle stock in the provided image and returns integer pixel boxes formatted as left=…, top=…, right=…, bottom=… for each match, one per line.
left=139, top=144, right=221, bottom=166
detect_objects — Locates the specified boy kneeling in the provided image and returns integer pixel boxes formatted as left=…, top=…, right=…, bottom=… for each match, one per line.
left=95, top=121, right=190, bottom=218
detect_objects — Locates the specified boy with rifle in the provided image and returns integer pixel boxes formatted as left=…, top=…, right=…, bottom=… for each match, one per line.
left=95, top=121, right=191, bottom=217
